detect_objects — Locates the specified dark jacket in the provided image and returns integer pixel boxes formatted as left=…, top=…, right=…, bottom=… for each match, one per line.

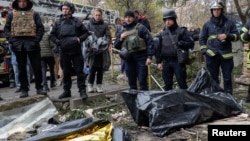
left=40, top=24, right=54, bottom=58
left=199, top=15, right=239, bottom=58
left=85, top=18, right=111, bottom=70
left=50, top=15, right=90, bottom=54
left=240, top=20, right=250, bottom=43
left=155, top=24, right=194, bottom=64
left=136, top=16, right=151, bottom=32
left=4, top=0, right=44, bottom=52
left=190, top=28, right=200, bottom=41
left=114, top=21, right=154, bottom=58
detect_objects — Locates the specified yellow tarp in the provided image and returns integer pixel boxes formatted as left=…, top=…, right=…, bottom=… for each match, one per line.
left=60, top=122, right=112, bottom=141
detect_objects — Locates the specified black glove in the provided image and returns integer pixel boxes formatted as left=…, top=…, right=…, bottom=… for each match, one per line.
left=201, top=48, right=207, bottom=55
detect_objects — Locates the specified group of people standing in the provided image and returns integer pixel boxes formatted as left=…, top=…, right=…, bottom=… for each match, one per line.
left=113, top=0, right=250, bottom=104
left=1, top=0, right=250, bottom=104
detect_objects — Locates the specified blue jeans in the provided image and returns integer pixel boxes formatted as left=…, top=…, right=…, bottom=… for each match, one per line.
left=12, top=64, right=31, bottom=88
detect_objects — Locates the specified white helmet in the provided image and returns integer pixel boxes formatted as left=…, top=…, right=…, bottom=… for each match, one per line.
left=210, top=1, right=224, bottom=10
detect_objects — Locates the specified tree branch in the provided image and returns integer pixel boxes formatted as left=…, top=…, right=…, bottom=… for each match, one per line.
left=233, top=0, right=246, bottom=24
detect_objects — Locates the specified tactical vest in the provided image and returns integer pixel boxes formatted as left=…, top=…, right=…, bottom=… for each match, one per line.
left=11, top=10, right=36, bottom=37
left=59, top=18, right=76, bottom=38
left=121, top=23, right=146, bottom=53
left=160, top=28, right=180, bottom=57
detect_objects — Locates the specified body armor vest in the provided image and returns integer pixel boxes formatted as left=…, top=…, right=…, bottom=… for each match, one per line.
left=11, top=10, right=36, bottom=37
left=121, top=23, right=146, bottom=52
left=160, top=29, right=179, bottom=57
left=59, top=19, right=76, bottom=38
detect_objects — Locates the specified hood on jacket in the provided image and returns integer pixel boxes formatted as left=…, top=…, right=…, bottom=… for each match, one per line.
left=12, top=0, right=33, bottom=11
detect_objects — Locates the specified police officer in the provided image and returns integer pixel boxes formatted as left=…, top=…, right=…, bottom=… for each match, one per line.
left=4, top=0, right=47, bottom=98
left=240, top=20, right=250, bottom=102
left=50, top=2, right=90, bottom=99
left=155, top=9, right=194, bottom=91
left=199, top=1, right=239, bottom=95
left=114, top=10, right=154, bottom=90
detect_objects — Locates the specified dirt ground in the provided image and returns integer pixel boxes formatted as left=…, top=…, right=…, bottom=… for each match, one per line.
left=3, top=72, right=250, bottom=141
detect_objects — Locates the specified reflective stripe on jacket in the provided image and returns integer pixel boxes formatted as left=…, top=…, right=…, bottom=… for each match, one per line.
left=199, top=17, right=239, bottom=59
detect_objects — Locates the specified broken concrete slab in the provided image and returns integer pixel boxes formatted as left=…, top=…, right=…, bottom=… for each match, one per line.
left=0, top=97, right=58, bottom=140
left=69, top=87, right=128, bottom=110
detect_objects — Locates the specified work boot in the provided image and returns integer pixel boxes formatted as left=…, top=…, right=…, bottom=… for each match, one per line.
left=37, top=88, right=47, bottom=95
left=80, top=89, right=88, bottom=100
left=87, top=83, right=94, bottom=93
left=96, top=84, right=104, bottom=93
left=20, top=90, right=29, bottom=98
left=51, top=81, right=56, bottom=88
left=58, top=90, right=71, bottom=99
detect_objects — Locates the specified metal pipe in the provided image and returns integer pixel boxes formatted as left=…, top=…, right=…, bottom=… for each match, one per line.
left=150, top=75, right=164, bottom=91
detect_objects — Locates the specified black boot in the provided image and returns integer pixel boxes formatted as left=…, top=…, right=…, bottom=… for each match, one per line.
left=58, top=90, right=71, bottom=99
left=80, top=89, right=88, bottom=100
left=20, top=91, right=29, bottom=98
left=37, top=88, right=47, bottom=95
left=51, top=81, right=56, bottom=88
left=43, top=85, right=50, bottom=92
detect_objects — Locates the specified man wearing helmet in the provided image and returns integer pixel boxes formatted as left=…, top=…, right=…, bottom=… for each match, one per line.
left=199, top=1, right=239, bottom=95
left=4, top=0, right=47, bottom=98
left=50, top=2, right=90, bottom=99
left=155, top=9, right=194, bottom=91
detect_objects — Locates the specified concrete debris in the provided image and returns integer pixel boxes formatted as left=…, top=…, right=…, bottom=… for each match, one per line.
left=116, top=73, right=128, bottom=85
left=85, top=109, right=94, bottom=117
left=235, top=75, right=250, bottom=85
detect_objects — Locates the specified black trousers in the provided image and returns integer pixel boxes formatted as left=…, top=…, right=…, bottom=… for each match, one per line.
left=88, top=66, right=103, bottom=84
left=60, top=53, right=86, bottom=91
left=15, top=50, right=43, bottom=91
left=41, top=56, right=55, bottom=87
left=162, top=59, right=187, bottom=91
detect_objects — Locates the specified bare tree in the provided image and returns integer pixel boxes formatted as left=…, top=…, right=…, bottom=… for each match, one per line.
left=234, top=0, right=250, bottom=24
left=159, top=0, right=250, bottom=25
left=113, top=0, right=137, bottom=10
